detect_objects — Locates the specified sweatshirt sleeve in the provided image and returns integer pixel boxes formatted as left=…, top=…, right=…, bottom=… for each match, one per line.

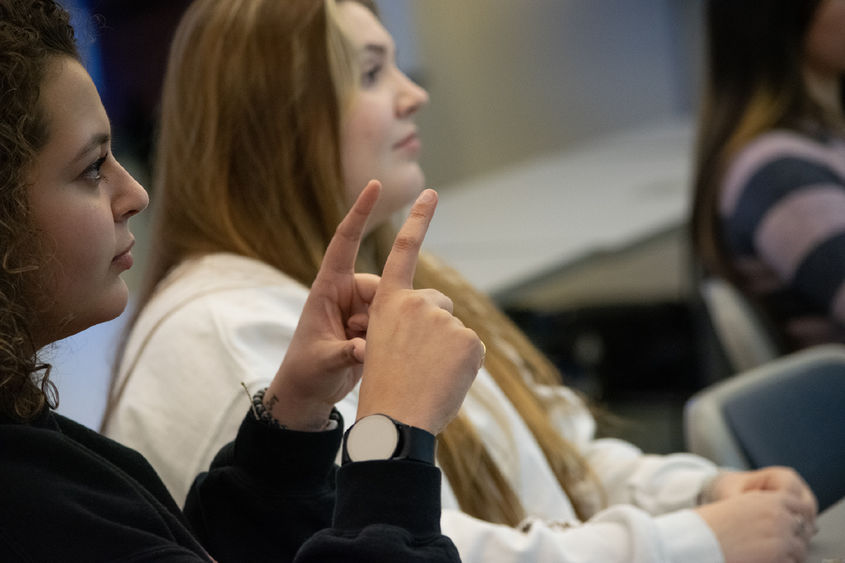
left=430, top=383, right=725, bottom=563
left=439, top=504, right=723, bottom=563
left=184, top=411, right=459, bottom=563
left=536, top=383, right=720, bottom=513
left=294, top=461, right=460, bottom=562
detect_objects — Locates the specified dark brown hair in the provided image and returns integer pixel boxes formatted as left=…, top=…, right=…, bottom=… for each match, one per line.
left=0, top=0, right=79, bottom=420
left=691, top=0, right=842, bottom=279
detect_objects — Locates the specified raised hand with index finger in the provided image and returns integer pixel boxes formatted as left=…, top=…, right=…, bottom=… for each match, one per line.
left=356, top=188, right=483, bottom=436
left=263, top=181, right=482, bottom=437
left=262, top=180, right=384, bottom=431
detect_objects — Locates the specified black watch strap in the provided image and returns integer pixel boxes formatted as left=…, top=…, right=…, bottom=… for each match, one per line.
left=341, top=413, right=436, bottom=465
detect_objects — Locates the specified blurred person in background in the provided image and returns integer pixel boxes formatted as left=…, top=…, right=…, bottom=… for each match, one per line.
left=692, top=0, right=845, bottom=352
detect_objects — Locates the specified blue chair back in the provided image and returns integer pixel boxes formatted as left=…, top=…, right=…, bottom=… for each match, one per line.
left=686, top=344, right=845, bottom=512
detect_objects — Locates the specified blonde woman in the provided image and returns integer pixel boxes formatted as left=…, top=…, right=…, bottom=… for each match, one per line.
left=105, top=0, right=818, bottom=561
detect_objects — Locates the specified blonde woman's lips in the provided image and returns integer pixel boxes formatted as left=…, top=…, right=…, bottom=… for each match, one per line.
left=394, top=132, right=421, bottom=152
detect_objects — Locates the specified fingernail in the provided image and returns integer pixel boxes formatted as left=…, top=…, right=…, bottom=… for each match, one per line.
left=418, top=189, right=435, bottom=203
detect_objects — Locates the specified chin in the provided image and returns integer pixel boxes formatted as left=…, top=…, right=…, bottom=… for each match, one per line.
left=407, top=165, right=426, bottom=191
left=396, top=170, right=426, bottom=202
left=72, top=284, right=130, bottom=337
left=101, top=283, right=131, bottom=323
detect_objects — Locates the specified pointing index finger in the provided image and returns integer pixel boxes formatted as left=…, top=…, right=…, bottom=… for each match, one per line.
left=321, top=180, right=381, bottom=276
left=381, top=189, right=437, bottom=290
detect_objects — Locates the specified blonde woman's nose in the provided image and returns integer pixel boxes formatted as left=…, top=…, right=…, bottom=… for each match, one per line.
left=397, top=72, right=429, bottom=117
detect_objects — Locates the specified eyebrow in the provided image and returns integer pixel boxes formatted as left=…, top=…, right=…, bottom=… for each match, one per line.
left=72, top=132, right=110, bottom=163
left=362, top=44, right=387, bottom=57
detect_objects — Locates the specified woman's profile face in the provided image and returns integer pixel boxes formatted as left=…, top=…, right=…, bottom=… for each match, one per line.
left=26, top=57, right=148, bottom=348
left=337, top=1, right=429, bottom=229
left=805, top=0, right=845, bottom=79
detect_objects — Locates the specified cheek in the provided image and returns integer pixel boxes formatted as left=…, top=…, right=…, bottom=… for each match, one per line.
left=343, top=119, right=383, bottom=174
left=35, top=203, right=111, bottom=292
left=346, top=109, right=384, bottom=146
left=36, top=207, right=127, bottom=339
left=44, top=224, right=101, bottom=295
left=342, top=100, right=392, bottom=181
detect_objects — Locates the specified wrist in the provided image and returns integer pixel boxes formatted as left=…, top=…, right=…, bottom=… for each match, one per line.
left=258, top=386, right=334, bottom=431
left=697, top=471, right=725, bottom=505
left=356, top=400, right=437, bottom=436
left=341, top=413, right=436, bottom=465
left=334, top=459, right=443, bottom=537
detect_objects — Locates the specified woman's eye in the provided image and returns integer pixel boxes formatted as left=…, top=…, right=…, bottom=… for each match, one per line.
left=81, top=155, right=107, bottom=183
left=362, top=64, right=382, bottom=87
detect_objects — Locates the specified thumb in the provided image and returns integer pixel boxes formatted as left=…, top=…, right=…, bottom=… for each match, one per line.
left=321, top=338, right=366, bottom=371
left=350, top=337, right=366, bottom=363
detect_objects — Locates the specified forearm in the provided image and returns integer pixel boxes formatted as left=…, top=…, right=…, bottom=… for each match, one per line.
left=185, top=408, right=460, bottom=563
left=184, top=412, right=341, bottom=562
left=294, top=460, right=459, bottom=563
left=586, top=438, right=719, bottom=512
left=438, top=505, right=721, bottom=563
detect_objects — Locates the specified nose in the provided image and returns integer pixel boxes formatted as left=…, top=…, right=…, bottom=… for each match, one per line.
left=396, top=71, right=429, bottom=119
left=111, top=160, right=149, bottom=222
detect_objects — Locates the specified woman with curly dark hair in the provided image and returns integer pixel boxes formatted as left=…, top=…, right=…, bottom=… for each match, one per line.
left=0, top=0, right=482, bottom=560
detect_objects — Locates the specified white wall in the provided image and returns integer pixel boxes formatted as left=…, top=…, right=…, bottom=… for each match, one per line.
left=378, top=0, right=705, bottom=187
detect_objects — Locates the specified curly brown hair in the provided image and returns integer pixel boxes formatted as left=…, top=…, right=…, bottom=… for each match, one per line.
left=0, top=0, right=79, bottom=420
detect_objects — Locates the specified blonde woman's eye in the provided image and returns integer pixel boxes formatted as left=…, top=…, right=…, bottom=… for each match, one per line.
left=362, top=64, right=382, bottom=87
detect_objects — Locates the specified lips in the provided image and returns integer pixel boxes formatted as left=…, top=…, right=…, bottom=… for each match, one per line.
left=112, top=239, right=135, bottom=270
left=393, top=131, right=419, bottom=150
left=113, top=239, right=135, bottom=262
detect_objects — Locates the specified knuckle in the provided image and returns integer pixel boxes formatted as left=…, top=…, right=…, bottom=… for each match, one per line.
left=333, top=220, right=357, bottom=243
left=437, top=291, right=454, bottom=311
left=400, top=291, right=428, bottom=312
left=407, top=206, right=429, bottom=221
left=461, top=327, right=480, bottom=347
left=392, top=234, right=420, bottom=253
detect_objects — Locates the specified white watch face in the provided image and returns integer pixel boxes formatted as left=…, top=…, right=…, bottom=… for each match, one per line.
left=347, top=414, right=399, bottom=461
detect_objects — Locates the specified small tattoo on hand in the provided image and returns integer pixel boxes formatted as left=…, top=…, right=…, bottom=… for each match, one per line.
left=264, top=393, right=280, bottom=411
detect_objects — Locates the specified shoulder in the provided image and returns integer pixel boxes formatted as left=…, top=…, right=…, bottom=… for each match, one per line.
left=114, top=254, right=310, bottom=415
left=147, top=252, right=307, bottom=314
left=720, top=130, right=845, bottom=218
left=731, top=130, right=843, bottom=175
left=0, top=417, right=203, bottom=560
left=123, top=253, right=309, bottom=361
left=0, top=413, right=166, bottom=501
left=0, top=422, right=103, bottom=554
left=0, top=422, right=140, bottom=525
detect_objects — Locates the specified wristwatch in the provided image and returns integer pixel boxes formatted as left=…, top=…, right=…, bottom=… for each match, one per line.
left=341, top=413, right=436, bottom=465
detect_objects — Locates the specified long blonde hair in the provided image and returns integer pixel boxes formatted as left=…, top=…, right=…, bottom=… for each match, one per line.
left=107, top=0, right=600, bottom=524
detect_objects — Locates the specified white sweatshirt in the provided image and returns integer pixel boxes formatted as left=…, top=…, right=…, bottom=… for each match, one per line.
left=106, top=252, right=724, bottom=563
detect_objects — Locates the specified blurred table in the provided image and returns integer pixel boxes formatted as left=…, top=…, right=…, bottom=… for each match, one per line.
left=809, top=495, right=845, bottom=560
left=424, top=119, right=693, bottom=300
